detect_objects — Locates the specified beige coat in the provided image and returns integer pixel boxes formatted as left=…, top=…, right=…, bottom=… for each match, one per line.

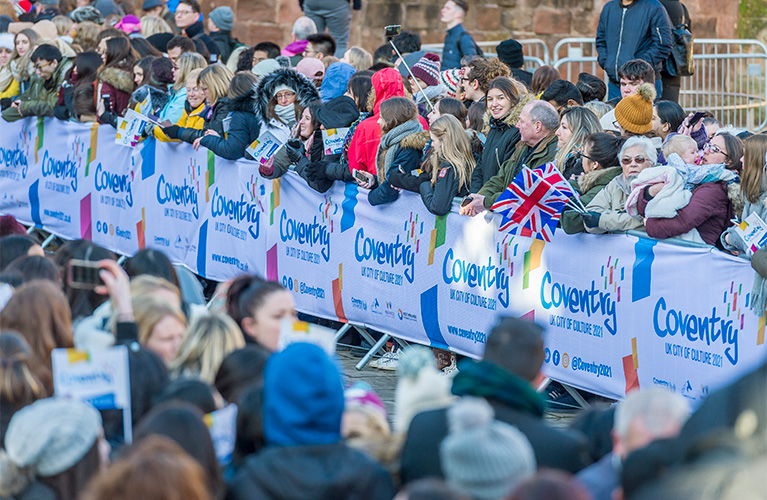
left=585, top=174, right=645, bottom=233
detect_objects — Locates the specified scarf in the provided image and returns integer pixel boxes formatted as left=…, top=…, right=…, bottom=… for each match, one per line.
left=0, top=64, right=13, bottom=93
left=666, top=153, right=738, bottom=190
left=375, top=119, right=423, bottom=182
left=275, top=103, right=297, bottom=129
left=451, top=359, right=546, bottom=417
left=339, top=112, right=369, bottom=167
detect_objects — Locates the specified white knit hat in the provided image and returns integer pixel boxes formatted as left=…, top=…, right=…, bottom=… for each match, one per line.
left=5, top=398, right=102, bottom=476
left=394, top=346, right=455, bottom=432
left=440, top=397, right=536, bottom=500
left=0, top=33, right=14, bottom=51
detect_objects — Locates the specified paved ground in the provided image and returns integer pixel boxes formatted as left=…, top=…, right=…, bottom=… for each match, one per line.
left=337, top=350, right=611, bottom=427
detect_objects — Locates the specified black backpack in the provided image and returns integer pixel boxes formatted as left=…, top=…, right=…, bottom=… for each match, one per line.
left=459, top=31, right=484, bottom=59
left=664, top=5, right=695, bottom=77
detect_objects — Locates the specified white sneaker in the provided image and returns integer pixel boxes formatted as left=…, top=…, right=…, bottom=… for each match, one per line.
left=371, top=351, right=399, bottom=371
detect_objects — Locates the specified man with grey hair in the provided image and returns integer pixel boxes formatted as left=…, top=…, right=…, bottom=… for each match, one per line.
left=460, top=100, right=560, bottom=216
left=581, top=135, right=656, bottom=232
left=282, top=16, right=318, bottom=63
left=577, top=387, right=690, bottom=500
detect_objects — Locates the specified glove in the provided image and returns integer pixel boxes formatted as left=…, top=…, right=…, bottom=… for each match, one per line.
left=162, top=125, right=181, bottom=139
left=285, top=138, right=305, bottom=163
left=303, top=161, right=326, bottom=184
left=388, top=168, right=410, bottom=189
left=580, top=211, right=602, bottom=229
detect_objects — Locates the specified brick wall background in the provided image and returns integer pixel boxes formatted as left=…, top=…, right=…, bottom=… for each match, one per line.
left=193, top=0, right=744, bottom=54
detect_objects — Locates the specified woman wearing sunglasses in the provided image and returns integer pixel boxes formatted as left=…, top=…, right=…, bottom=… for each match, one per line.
left=580, top=136, right=655, bottom=233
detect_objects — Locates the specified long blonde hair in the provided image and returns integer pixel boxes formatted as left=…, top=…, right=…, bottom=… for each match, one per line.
left=429, top=114, right=475, bottom=190
left=554, top=107, right=602, bottom=168
left=174, top=51, right=207, bottom=92
left=169, top=313, right=245, bottom=384
left=344, top=46, right=372, bottom=71
left=741, top=134, right=767, bottom=204
left=140, top=15, right=172, bottom=38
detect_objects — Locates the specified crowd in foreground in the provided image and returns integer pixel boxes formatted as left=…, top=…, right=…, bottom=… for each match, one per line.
left=0, top=0, right=765, bottom=499
left=0, top=228, right=763, bottom=500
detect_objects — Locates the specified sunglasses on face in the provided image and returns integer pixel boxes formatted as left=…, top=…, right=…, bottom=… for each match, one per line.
left=578, top=151, right=598, bottom=163
left=621, top=156, right=649, bottom=165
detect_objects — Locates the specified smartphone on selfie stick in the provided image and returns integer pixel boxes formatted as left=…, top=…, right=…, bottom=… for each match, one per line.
left=385, top=25, right=434, bottom=113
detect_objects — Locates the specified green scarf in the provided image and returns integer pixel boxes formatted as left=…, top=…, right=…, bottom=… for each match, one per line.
left=451, top=360, right=546, bottom=417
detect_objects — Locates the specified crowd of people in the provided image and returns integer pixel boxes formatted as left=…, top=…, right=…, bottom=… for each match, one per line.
left=0, top=0, right=765, bottom=498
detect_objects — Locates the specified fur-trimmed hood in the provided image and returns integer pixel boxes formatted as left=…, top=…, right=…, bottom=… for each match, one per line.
left=230, top=88, right=257, bottom=113
left=482, top=92, right=537, bottom=134
left=578, top=166, right=621, bottom=193
left=253, top=68, right=320, bottom=124
left=401, top=130, right=430, bottom=150
left=98, top=66, right=134, bottom=94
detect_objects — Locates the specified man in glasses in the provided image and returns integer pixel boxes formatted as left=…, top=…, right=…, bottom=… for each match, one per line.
left=174, top=0, right=220, bottom=62
left=2, top=44, right=72, bottom=122
left=460, top=57, right=510, bottom=106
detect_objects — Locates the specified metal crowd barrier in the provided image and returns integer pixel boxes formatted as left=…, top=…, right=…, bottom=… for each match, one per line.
left=422, top=39, right=549, bottom=72
left=424, top=37, right=767, bottom=131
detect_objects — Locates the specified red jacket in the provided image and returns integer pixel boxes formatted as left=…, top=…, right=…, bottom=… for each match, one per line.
left=346, top=67, right=429, bottom=176
left=637, top=181, right=733, bottom=247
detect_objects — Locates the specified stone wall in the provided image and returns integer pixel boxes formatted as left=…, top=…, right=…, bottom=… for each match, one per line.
left=196, top=0, right=740, bottom=55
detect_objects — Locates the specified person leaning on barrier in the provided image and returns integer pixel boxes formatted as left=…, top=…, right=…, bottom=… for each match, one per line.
left=460, top=100, right=560, bottom=217
left=580, top=136, right=656, bottom=233
left=2, top=44, right=72, bottom=122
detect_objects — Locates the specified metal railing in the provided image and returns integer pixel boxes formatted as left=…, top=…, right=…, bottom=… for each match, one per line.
left=551, top=37, right=767, bottom=131
left=422, top=39, right=549, bottom=72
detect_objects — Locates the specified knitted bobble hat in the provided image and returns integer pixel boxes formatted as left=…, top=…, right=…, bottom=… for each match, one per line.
left=440, top=69, right=462, bottom=98
left=410, top=52, right=441, bottom=87
left=615, top=82, right=657, bottom=135
left=441, top=397, right=536, bottom=500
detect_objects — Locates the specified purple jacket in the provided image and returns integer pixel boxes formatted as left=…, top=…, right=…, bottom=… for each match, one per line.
left=637, top=181, right=733, bottom=246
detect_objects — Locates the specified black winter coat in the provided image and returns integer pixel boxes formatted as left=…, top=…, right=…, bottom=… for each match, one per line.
left=419, top=161, right=470, bottom=216
left=225, top=442, right=395, bottom=500
left=178, top=97, right=233, bottom=144
left=200, top=90, right=261, bottom=160
left=400, top=401, right=591, bottom=485
left=470, top=112, right=522, bottom=193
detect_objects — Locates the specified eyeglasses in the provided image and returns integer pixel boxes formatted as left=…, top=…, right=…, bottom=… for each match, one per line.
left=34, top=60, right=51, bottom=71
left=175, top=8, right=194, bottom=15
left=704, top=142, right=730, bottom=158
left=621, top=156, right=649, bottom=165
left=578, top=151, right=598, bottom=163
left=275, top=91, right=296, bottom=102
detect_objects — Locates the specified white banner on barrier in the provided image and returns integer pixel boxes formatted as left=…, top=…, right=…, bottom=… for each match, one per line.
left=1, top=118, right=764, bottom=404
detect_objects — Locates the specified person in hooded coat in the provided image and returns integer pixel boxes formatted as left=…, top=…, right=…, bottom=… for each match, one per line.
left=225, top=343, right=395, bottom=500
left=252, top=67, right=320, bottom=145
left=198, top=71, right=261, bottom=160
left=329, top=67, right=430, bottom=181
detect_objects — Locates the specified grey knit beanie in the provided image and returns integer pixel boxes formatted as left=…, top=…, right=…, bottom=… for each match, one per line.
left=209, top=6, right=234, bottom=31
left=5, top=398, right=102, bottom=477
left=440, top=397, right=536, bottom=500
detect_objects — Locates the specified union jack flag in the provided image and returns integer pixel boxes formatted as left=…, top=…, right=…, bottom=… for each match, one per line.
left=532, top=162, right=577, bottom=199
left=491, top=167, right=570, bottom=241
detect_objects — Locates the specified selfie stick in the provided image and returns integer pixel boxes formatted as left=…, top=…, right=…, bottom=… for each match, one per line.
left=387, top=36, right=434, bottom=113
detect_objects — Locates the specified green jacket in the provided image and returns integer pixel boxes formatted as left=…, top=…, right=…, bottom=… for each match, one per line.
left=478, top=132, right=559, bottom=209
left=2, top=57, right=73, bottom=122
left=561, top=166, right=622, bottom=234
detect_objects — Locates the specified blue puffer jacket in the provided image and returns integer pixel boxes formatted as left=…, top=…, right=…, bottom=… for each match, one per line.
left=596, top=0, right=673, bottom=84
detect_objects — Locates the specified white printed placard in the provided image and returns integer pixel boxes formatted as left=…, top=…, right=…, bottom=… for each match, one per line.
left=205, top=403, right=238, bottom=465
left=733, top=212, right=767, bottom=256
left=52, top=346, right=130, bottom=410
left=322, top=127, right=350, bottom=156
left=246, top=130, right=282, bottom=165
